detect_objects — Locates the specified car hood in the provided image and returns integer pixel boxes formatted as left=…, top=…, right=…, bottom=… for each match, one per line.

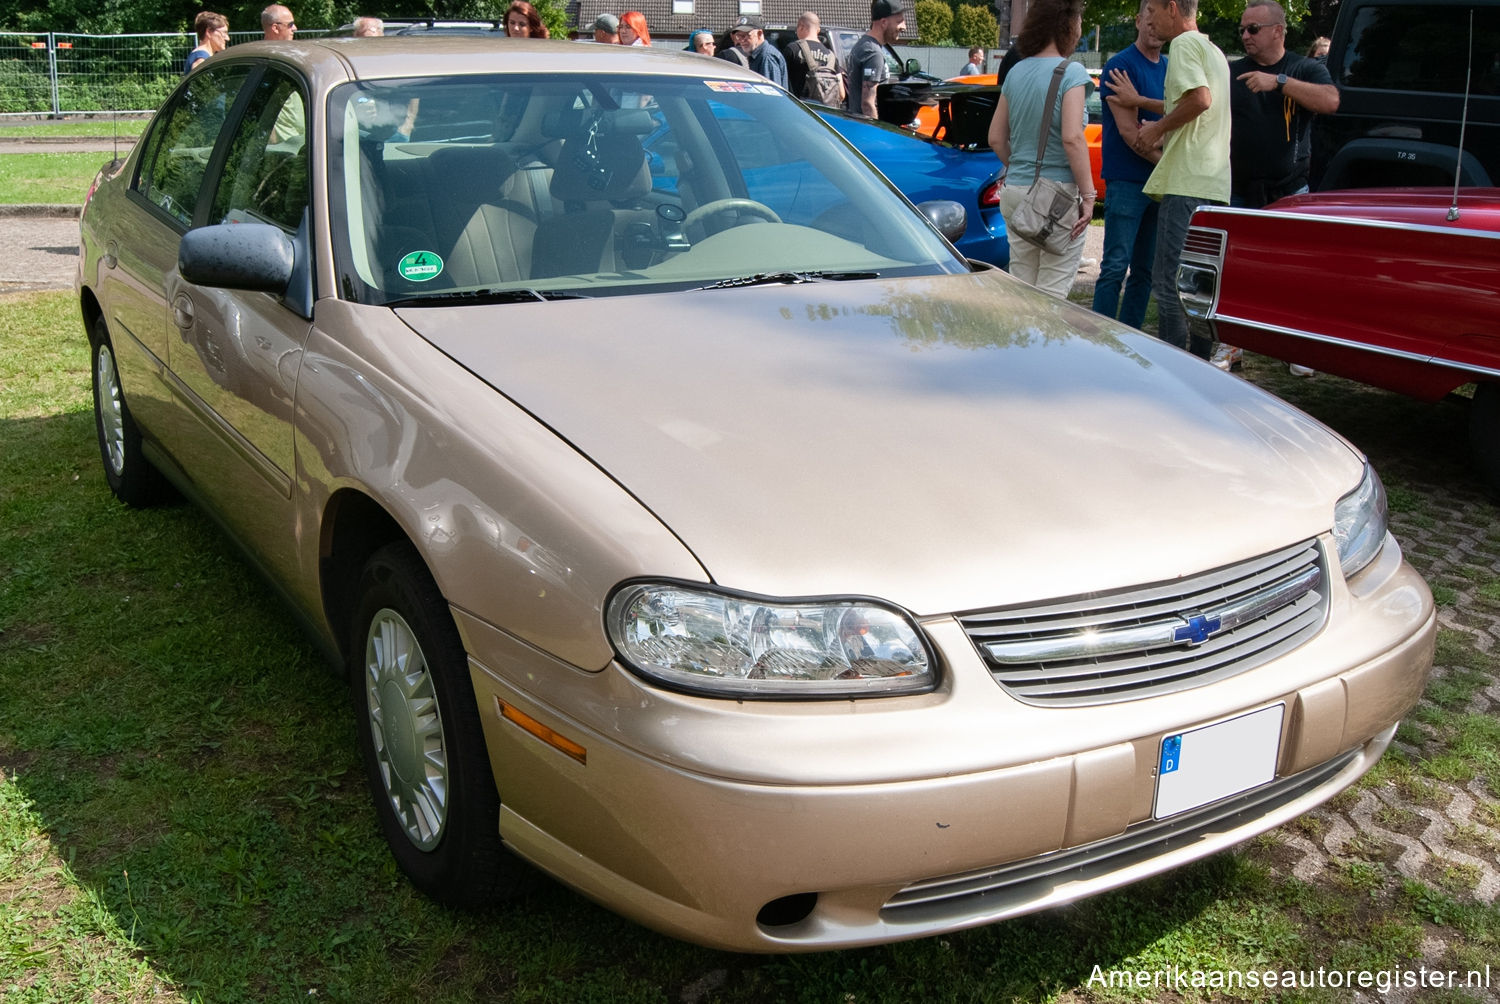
left=397, top=272, right=1363, bottom=615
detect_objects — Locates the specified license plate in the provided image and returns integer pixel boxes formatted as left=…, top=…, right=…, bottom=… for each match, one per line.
left=1154, top=704, right=1284, bottom=819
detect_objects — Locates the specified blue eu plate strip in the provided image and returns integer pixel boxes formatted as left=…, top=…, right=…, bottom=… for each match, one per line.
left=1160, top=734, right=1182, bottom=775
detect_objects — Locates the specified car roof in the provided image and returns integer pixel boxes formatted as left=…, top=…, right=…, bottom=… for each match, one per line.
left=219, top=37, right=774, bottom=85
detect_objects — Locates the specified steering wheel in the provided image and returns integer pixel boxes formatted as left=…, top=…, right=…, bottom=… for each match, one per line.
left=682, top=198, right=782, bottom=234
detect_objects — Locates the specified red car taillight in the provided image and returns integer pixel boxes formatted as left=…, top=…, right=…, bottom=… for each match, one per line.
left=979, top=180, right=1002, bottom=208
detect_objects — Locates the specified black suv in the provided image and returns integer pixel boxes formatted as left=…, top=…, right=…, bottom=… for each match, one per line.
left=1312, top=0, right=1499, bottom=189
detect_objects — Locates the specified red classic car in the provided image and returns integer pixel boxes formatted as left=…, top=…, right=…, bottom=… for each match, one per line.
left=1178, top=188, right=1500, bottom=494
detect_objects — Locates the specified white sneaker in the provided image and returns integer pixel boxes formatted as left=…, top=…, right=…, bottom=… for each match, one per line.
left=1210, top=344, right=1242, bottom=372
left=1289, top=363, right=1315, bottom=377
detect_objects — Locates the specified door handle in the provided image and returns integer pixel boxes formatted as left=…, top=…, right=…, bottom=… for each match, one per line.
left=172, top=293, right=194, bottom=329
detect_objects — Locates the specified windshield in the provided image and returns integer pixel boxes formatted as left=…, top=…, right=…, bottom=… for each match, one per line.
left=328, top=73, right=967, bottom=305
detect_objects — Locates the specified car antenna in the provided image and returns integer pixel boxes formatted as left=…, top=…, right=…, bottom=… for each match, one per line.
left=1447, top=8, right=1474, bottom=222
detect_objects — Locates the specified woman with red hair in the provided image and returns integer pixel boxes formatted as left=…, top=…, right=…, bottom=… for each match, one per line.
left=618, top=11, right=651, bottom=45
left=504, top=1, right=549, bottom=38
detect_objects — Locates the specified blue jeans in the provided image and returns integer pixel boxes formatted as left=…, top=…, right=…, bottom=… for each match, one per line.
left=1091, top=180, right=1157, bottom=329
left=1151, top=194, right=1218, bottom=358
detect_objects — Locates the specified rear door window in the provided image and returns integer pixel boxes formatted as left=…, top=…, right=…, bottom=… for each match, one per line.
left=135, top=64, right=252, bottom=227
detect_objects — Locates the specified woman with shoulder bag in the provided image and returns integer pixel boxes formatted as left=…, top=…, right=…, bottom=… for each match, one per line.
left=987, top=0, right=1095, bottom=297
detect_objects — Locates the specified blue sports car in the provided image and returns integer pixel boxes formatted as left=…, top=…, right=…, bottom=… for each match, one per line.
left=642, top=95, right=1007, bottom=270
left=814, top=104, right=1008, bottom=269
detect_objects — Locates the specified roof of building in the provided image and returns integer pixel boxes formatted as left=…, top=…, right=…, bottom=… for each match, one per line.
left=564, top=0, right=916, bottom=40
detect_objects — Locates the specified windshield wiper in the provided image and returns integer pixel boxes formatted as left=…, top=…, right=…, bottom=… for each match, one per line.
left=693, top=270, right=879, bottom=291
left=386, top=287, right=591, bottom=307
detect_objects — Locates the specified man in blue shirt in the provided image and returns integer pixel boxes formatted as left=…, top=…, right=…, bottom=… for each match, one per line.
left=727, top=15, right=788, bottom=88
left=1093, top=2, right=1167, bottom=330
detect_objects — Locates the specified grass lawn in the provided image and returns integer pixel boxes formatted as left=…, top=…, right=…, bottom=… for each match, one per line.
left=0, top=120, right=145, bottom=139
left=2, top=289, right=1499, bottom=1002
left=0, top=151, right=116, bottom=205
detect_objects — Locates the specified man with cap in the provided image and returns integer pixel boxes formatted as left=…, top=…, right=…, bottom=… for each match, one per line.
left=590, top=13, right=620, bottom=43
left=720, top=15, right=787, bottom=87
left=846, top=0, right=904, bottom=118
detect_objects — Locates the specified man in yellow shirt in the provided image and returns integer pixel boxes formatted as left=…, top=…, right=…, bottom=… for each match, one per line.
left=1131, top=0, right=1230, bottom=360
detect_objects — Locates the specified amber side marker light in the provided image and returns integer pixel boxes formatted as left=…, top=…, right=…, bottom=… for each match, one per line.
left=496, top=698, right=587, bottom=765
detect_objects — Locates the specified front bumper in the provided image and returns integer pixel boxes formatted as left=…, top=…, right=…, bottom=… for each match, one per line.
left=462, top=544, right=1434, bottom=952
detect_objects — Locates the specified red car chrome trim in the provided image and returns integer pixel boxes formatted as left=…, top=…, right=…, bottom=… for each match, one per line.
left=1211, top=312, right=1500, bottom=382
left=1194, top=206, right=1500, bottom=243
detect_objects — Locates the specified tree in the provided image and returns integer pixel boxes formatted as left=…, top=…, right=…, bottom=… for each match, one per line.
left=1077, top=0, right=1321, bottom=56
left=915, top=0, right=954, bottom=44
left=0, top=0, right=568, bottom=36
left=954, top=4, right=999, bottom=48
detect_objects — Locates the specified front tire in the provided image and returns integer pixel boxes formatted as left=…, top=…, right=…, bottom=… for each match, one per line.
left=349, top=541, right=529, bottom=907
left=1472, top=382, right=1500, bottom=498
left=90, top=315, right=164, bottom=507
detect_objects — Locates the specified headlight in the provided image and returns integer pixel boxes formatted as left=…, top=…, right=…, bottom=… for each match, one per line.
left=606, top=582, right=934, bottom=698
left=1333, top=463, right=1388, bottom=578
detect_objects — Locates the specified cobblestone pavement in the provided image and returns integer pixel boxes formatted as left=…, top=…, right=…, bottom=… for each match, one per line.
left=1233, top=361, right=1500, bottom=1002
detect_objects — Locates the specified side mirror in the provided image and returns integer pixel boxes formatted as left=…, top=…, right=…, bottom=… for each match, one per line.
left=917, top=199, right=967, bottom=243
left=905, top=57, right=922, bottom=77
left=179, top=223, right=295, bottom=294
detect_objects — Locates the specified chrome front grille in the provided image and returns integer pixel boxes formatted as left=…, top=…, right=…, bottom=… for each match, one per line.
left=960, top=540, right=1328, bottom=706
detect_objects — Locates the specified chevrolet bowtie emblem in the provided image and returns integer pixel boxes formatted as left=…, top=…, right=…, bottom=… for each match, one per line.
left=1174, top=613, right=1223, bottom=646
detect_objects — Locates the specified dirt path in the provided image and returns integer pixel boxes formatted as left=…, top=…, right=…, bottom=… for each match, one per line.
left=0, top=211, right=81, bottom=293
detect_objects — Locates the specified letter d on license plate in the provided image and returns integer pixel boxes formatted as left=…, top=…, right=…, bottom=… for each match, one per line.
left=1154, top=704, right=1284, bottom=818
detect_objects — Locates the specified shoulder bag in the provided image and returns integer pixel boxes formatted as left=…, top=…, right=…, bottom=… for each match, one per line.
left=1007, top=61, right=1081, bottom=255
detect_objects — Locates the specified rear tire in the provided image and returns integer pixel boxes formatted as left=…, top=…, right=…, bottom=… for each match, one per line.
left=90, top=316, right=165, bottom=507
left=349, top=541, right=531, bottom=907
left=1472, top=382, right=1500, bottom=498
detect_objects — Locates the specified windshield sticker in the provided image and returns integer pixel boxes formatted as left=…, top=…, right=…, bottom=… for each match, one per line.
left=704, top=81, right=781, bottom=95
left=397, top=250, right=444, bottom=283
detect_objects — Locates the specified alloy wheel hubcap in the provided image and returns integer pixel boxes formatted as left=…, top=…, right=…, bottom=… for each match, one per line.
left=364, top=608, right=449, bottom=850
left=96, top=344, right=126, bottom=475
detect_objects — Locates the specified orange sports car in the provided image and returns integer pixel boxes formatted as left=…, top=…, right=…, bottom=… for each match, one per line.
left=914, top=71, right=1105, bottom=204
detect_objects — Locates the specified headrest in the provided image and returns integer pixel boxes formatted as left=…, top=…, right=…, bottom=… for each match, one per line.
left=544, top=107, right=656, bottom=138
left=550, top=126, right=650, bottom=202
left=602, top=109, right=658, bottom=135
left=542, top=107, right=585, bottom=138
left=426, top=146, right=519, bottom=198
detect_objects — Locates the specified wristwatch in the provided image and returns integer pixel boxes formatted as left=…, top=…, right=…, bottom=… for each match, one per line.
left=1276, top=73, right=1288, bottom=88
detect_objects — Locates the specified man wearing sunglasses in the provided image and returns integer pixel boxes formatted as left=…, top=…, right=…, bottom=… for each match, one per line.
left=261, top=4, right=296, bottom=41
left=1229, top=0, right=1339, bottom=208
left=262, top=4, right=304, bottom=149
left=1128, top=0, right=1230, bottom=361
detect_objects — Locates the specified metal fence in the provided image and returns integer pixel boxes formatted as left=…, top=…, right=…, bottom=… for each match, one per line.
left=0, top=31, right=326, bottom=118
left=0, top=32, right=1101, bottom=119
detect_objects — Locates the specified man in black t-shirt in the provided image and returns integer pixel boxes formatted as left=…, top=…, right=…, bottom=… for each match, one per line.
left=1229, top=0, right=1340, bottom=206
left=846, top=0, right=904, bottom=117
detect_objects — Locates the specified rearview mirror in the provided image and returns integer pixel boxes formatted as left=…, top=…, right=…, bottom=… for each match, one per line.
left=905, top=58, right=922, bottom=77
left=917, top=199, right=966, bottom=242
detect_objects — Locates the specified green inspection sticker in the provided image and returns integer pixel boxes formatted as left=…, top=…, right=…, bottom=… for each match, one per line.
left=397, top=250, right=444, bottom=282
